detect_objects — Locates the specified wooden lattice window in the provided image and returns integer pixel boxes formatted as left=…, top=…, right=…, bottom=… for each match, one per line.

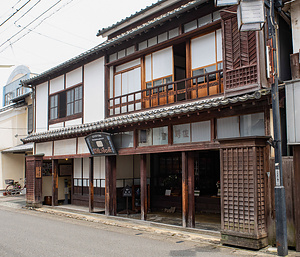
left=221, top=9, right=260, bottom=94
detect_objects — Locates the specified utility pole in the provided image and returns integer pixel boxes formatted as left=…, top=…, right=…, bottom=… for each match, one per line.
left=269, top=0, right=288, bottom=255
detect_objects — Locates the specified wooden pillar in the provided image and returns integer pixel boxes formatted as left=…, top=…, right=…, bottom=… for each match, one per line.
left=182, top=151, right=195, bottom=228
left=25, top=155, right=43, bottom=208
left=140, top=154, right=147, bottom=220
left=105, top=156, right=116, bottom=216
left=294, top=145, right=300, bottom=252
left=52, top=159, right=58, bottom=206
left=182, top=152, right=188, bottom=227
left=187, top=152, right=195, bottom=228
left=89, top=157, right=94, bottom=213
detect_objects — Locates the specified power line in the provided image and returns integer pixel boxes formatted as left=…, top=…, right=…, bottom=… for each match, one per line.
left=0, top=0, right=76, bottom=54
left=0, top=0, right=22, bottom=19
left=24, top=27, right=88, bottom=50
left=0, top=0, right=32, bottom=27
left=14, top=0, right=42, bottom=25
left=0, top=0, right=63, bottom=49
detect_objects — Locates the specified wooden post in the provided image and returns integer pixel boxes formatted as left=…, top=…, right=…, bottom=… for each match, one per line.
left=105, top=156, right=116, bottom=216
left=182, top=151, right=188, bottom=227
left=89, top=157, right=94, bottom=213
left=188, top=152, right=195, bottom=228
left=25, top=155, right=43, bottom=208
left=294, top=145, right=300, bottom=252
left=52, top=159, right=58, bottom=206
left=140, top=154, right=147, bottom=220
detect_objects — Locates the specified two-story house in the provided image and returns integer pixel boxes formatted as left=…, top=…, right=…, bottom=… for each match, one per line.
left=21, top=0, right=296, bottom=250
left=0, top=65, right=34, bottom=190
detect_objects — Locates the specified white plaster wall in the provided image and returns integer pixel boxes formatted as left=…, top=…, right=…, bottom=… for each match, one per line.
left=77, top=137, right=89, bottom=154
left=66, top=67, right=82, bottom=88
left=0, top=153, right=25, bottom=190
left=291, top=0, right=300, bottom=53
left=42, top=176, right=52, bottom=199
left=84, top=58, right=105, bottom=123
left=49, top=122, right=64, bottom=130
left=83, top=158, right=89, bottom=182
left=36, top=82, right=48, bottom=133
left=35, top=142, right=53, bottom=156
left=74, top=158, right=82, bottom=178
left=50, top=75, right=64, bottom=94
left=94, top=156, right=105, bottom=179
left=65, top=118, right=82, bottom=127
left=54, top=138, right=76, bottom=156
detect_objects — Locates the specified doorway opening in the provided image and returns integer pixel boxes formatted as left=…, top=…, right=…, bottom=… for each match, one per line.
left=149, top=150, right=220, bottom=230
left=41, top=159, right=72, bottom=206
left=173, top=42, right=187, bottom=102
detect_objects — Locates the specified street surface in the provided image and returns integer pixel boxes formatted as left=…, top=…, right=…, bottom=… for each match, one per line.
left=0, top=196, right=291, bottom=257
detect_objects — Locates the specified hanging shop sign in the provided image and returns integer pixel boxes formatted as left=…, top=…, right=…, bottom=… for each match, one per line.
left=85, top=132, right=117, bottom=156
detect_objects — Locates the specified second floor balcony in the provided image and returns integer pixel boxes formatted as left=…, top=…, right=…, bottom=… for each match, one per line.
left=108, top=69, right=223, bottom=117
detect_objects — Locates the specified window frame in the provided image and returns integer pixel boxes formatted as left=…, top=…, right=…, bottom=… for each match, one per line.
left=48, top=84, right=83, bottom=125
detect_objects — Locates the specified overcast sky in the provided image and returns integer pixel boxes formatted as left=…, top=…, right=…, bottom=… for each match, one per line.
left=0, top=0, right=157, bottom=104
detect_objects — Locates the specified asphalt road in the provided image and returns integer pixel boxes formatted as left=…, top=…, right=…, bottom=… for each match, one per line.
left=0, top=206, right=244, bottom=257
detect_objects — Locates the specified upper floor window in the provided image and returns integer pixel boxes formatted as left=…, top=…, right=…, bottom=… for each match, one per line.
left=49, top=85, right=82, bottom=123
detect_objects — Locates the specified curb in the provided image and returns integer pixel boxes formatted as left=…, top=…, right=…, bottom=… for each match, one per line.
left=30, top=206, right=221, bottom=245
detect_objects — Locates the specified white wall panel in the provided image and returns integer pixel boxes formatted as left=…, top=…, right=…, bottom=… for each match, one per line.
left=74, top=158, right=82, bottom=178
left=50, top=75, right=64, bottom=94
left=66, top=67, right=82, bottom=88
left=54, top=138, right=76, bottom=156
left=49, top=122, right=64, bottom=130
left=295, top=83, right=300, bottom=142
left=35, top=142, right=52, bottom=156
left=94, top=156, right=105, bottom=179
left=83, top=158, right=89, bottom=178
left=191, top=32, right=216, bottom=69
left=65, top=118, right=82, bottom=127
left=84, top=58, right=105, bottom=123
left=77, top=137, right=89, bottom=154
left=152, top=47, right=173, bottom=79
left=36, top=82, right=48, bottom=133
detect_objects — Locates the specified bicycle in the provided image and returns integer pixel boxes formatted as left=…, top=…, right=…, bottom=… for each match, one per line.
left=5, top=179, right=25, bottom=196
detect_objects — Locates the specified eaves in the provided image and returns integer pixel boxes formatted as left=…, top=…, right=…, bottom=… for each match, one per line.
left=22, top=89, right=271, bottom=144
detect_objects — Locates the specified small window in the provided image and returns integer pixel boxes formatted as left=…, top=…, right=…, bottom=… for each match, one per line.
left=49, top=85, right=82, bottom=122
left=173, top=124, right=191, bottom=144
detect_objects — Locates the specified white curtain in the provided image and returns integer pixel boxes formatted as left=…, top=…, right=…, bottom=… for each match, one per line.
left=191, top=32, right=216, bottom=70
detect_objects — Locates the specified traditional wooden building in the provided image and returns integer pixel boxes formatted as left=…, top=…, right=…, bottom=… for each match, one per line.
left=21, top=0, right=296, bottom=250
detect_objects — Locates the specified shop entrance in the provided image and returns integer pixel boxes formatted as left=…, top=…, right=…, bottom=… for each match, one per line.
left=149, top=150, right=220, bottom=229
left=41, top=159, right=72, bottom=205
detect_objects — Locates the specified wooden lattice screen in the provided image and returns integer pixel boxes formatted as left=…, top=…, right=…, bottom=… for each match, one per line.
left=221, top=7, right=261, bottom=95
left=219, top=137, right=268, bottom=249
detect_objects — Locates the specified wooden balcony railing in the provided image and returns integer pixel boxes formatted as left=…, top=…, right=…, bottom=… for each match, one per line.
left=108, top=69, right=223, bottom=116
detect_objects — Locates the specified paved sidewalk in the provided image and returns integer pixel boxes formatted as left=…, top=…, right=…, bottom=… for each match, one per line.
left=0, top=195, right=299, bottom=256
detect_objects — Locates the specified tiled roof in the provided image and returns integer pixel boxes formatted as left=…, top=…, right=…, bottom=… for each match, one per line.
left=96, top=0, right=169, bottom=36
left=22, top=0, right=205, bottom=86
left=21, top=89, right=271, bottom=143
left=2, top=142, right=33, bottom=153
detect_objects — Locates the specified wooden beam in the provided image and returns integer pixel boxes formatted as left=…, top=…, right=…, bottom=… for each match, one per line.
left=187, top=151, right=195, bottom=228
left=105, top=156, right=117, bottom=216
left=293, top=145, right=300, bottom=252
left=140, top=154, right=147, bottom=221
left=52, top=159, right=58, bottom=206
left=89, top=157, right=94, bottom=213
left=182, top=151, right=188, bottom=227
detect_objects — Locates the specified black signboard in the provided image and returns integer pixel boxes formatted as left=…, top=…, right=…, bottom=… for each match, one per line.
left=122, top=185, right=132, bottom=197
left=85, top=132, right=117, bottom=156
